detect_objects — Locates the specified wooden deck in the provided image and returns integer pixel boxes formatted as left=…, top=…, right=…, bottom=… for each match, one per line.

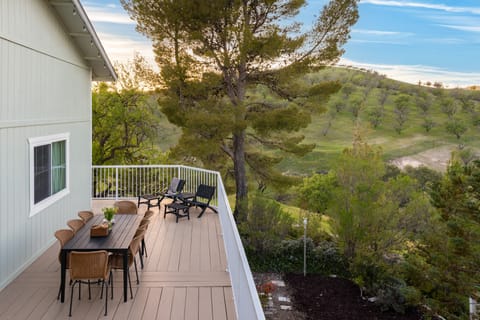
left=0, top=200, right=236, bottom=320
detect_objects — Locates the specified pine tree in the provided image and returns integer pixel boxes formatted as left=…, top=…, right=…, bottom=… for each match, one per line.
left=121, top=0, right=359, bottom=220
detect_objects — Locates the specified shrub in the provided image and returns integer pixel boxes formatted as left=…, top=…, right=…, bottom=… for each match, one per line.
left=352, top=259, right=418, bottom=313
left=239, top=192, right=294, bottom=253
left=245, top=238, right=349, bottom=277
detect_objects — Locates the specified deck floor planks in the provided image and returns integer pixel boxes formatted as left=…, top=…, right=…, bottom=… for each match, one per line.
left=0, top=200, right=237, bottom=320
left=179, top=220, right=193, bottom=272
left=156, top=286, right=174, bottom=319
left=144, top=210, right=168, bottom=270
left=124, top=287, right=149, bottom=320
left=156, top=215, right=178, bottom=271
left=170, top=287, right=187, bottom=319
left=0, top=284, right=38, bottom=319
left=216, top=216, right=228, bottom=271
left=199, top=214, right=211, bottom=272
left=143, top=287, right=163, bottom=319
left=212, top=287, right=228, bottom=320
left=25, top=288, right=58, bottom=320
left=189, top=216, right=202, bottom=272
left=198, top=287, right=213, bottom=320
left=14, top=287, right=50, bottom=320
left=207, top=213, right=222, bottom=272
left=167, top=215, right=187, bottom=271
left=185, top=287, right=200, bottom=320
left=108, top=287, right=138, bottom=320
left=224, top=287, right=236, bottom=320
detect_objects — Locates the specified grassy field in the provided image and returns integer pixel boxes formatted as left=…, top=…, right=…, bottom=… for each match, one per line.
left=276, top=69, right=480, bottom=175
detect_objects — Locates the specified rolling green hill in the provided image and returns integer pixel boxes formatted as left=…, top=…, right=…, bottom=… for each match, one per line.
left=155, top=67, right=480, bottom=175
left=278, top=67, right=480, bottom=175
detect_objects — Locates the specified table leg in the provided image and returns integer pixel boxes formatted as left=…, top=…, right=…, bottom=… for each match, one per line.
left=60, top=250, right=67, bottom=302
left=123, top=251, right=128, bottom=302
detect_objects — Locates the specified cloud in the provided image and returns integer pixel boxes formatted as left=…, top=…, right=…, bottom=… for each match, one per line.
left=96, top=32, right=156, bottom=67
left=83, top=5, right=135, bottom=24
left=360, top=0, right=480, bottom=15
left=338, top=58, right=480, bottom=87
left=349, top=39, right=408, bottom=45
left=422, top=37, right=465, bottom=44
left=438, top=24, right=480, bottom=33
left=352, top=29, right=413, bottom=36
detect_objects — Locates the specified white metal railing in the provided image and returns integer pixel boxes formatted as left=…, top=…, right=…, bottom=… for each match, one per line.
left=91, top=165, right=265, bottom=319
left=216, top=174, right=266, bottom=320
left=91, top=165, right=218, bottom=205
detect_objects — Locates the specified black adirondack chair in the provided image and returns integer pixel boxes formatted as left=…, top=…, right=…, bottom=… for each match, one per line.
left=137, top=177, right=186, bottom=209
left=184, top=184, right=216, bottom=218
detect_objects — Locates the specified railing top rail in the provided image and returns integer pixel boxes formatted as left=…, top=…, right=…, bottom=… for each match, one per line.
left=92, top=165, right=177, bottom=169
left=92, top=164, right=219, bottom=175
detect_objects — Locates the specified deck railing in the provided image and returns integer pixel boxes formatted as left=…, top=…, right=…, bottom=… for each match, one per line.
left=92, top=165, right=218, bottom=204
left=91, top=165, right=265, bottom=320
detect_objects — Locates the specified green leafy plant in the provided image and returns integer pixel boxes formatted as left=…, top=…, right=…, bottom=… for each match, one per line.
left=102, top=207, right=117, bottom=222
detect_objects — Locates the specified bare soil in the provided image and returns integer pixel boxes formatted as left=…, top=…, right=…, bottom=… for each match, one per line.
left=389, top=145, right=456, bottom=172
left=284, top=274, right=425, bottom=320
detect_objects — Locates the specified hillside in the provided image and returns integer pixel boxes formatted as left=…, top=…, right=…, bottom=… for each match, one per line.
left=277, top=67, right=480, bottom=174
left=155, top=67, right=480, bottom=174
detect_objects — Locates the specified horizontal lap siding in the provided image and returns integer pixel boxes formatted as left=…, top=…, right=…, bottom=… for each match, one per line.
left=0, top=0, right=93, bottom=290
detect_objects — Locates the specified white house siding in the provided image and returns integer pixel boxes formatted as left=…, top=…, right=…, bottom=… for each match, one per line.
left=0, top=0, right=93, bottom=289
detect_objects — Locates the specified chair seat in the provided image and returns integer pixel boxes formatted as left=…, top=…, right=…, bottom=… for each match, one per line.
left=141, top=194, right=159, bottom=200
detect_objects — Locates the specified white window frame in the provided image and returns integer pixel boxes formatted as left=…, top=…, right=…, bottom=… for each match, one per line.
left=29, top=133, right=70, bottom=217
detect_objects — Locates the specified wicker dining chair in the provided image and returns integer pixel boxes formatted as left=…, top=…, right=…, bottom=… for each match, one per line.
left=77, top=210, right=94, bottom=222
left=67, top=219, right=85, bottom=234
left=68, top=250, right=112, bottom=317
left=135, top=218, right=151, bottom=266
left=110, top=233, right=143, bottom=299
left=143, top=210, right=154, bottom=220
left=54, top=229, right=74, bottom=300
left=113, top=200, right=138, bottom=214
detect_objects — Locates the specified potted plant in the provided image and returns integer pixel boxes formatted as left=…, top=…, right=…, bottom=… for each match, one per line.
left=102, top=207, right=117, bottom=229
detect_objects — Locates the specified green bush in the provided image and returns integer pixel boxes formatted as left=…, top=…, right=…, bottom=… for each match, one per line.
left=245, top=238, right=349, bottom=277
left=352, top=259, right=419, bottom=313
left=239, top=192, right=294, bottom=253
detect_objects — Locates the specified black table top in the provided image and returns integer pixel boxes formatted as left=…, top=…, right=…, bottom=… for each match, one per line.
left=63, top=214, right=142, bottom=252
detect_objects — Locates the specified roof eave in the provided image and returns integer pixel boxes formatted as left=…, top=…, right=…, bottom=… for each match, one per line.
left=49, top=0, right=117, bottom=81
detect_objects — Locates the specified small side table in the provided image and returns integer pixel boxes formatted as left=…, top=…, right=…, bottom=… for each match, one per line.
left=164, top=202, right=190, bottom=223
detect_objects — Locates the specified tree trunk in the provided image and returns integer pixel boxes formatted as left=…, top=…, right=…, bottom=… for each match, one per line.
left=233, top=130, right=248, bottom=222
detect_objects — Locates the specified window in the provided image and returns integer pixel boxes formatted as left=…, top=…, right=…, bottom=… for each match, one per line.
left=29, top=133, right=69, bottom=216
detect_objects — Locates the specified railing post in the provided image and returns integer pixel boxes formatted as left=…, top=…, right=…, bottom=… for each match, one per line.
left=115, top=167, right=119, bottom=200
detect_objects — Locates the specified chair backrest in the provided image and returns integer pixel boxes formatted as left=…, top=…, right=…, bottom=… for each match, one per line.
left=114, top=200, right=138, bottom=214
left=55, top=229, right=74, bottom=248
left=135, top=223, right=148, bottom=235
left=167, top=177, right=186, bottom=193
left=69, top=251, right=110, bottom=281
left=78, top=210, right=94, bottom=222
left=143, top=210, right=154, bottom=220
left=195, top=184, right=216, bottom=204
left=55, top=229, right=74, bottom=266
left=139, top=218, right=151, bottom=229
left=67, top=219, right=85, bottom=234
left=129, top=234, right=143, bottom=258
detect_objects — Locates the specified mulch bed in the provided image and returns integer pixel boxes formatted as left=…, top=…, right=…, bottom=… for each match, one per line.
left=284, top=274, right=424, bottom=320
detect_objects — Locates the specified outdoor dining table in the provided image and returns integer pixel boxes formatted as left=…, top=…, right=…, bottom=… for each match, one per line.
left=59, top=213, right=142, bottom=303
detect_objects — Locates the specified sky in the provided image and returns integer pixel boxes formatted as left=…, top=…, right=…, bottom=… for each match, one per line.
left=83, top=0, right=480, bottom=88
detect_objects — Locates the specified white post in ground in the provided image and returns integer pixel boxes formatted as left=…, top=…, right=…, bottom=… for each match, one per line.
left=303, top=217, right=308, bottom=277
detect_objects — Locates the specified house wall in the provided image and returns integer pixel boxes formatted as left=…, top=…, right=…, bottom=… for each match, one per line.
left=0, top=0, right=93, bottom=289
